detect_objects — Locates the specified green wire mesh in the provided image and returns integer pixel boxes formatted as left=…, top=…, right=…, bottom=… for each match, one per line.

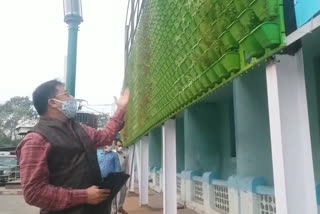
left=122, top=0, right=286, bottom=146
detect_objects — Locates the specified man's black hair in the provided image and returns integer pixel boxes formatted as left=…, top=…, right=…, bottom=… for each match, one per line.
left=32, top=79, right=64, bottom=115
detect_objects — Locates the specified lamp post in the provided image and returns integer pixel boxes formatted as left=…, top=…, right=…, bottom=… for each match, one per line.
left=63, top=0, right=83, bottom=96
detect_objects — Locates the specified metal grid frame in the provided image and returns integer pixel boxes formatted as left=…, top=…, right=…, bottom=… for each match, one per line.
left=124, top=0, right=146, bottom=73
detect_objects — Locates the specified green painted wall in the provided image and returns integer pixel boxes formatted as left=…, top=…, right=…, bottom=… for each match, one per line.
left=302, top=29, right=320, bottom=184
left=149, top=127, right=162, bottom=169
left=176, top=117, right=185, bottom=172
left=233, top=67, right=274, bottom=185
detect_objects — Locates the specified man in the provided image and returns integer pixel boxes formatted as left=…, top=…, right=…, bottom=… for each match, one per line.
left=111, top=140, right=129, bottom=214
left=97, top=144, right=121, bottom=179
left=16, top=79, right=129, bottom=214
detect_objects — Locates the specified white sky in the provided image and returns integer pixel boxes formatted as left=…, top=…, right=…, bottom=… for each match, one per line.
left=0, top=0, right=127, bottom=105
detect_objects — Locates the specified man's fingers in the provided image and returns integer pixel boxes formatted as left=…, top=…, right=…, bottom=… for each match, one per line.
left=99, top=189, right=110, bottom=200
left=100, top=193, right=109, bottom=199
left=99, top=189, right=110, bottom=194
left=98, top=194, right=109, bottom=202
left=123, top=89, right=129, bottom=96
left=99, top=193, right=110, bottom=199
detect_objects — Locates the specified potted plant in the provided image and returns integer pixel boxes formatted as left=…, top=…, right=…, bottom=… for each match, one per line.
left=220, top=52, right=241, bottom=73
left=240, top=33, right=265, bottom=58
left=251, top=0, right=278, bottom=22
left=229, top=20, right=249, bottom=42
left=254, top=22, right=281, bottom=49
left=220, top=31, right=238, bottom=51
left=239, top=9, right=261, bottom=31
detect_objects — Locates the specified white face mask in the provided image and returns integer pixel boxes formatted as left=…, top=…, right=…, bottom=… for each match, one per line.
left=53, top=98, right=77, bottom=119
left=117, top=147, right=123, bottom=152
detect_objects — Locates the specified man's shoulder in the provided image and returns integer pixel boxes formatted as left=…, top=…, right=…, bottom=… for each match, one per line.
left=19, top=132, right=48, bottom=148
left=24, top=132, right=46, bottom=141
left=16, top=132, right=49, bottom=159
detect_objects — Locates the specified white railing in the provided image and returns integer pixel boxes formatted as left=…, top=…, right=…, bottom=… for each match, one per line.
left=211, top=180, right=230, bottom=213
left=149, top=167, right=162, bottom=193
left=157, top=171, right=280, bottom=214
left=192, top=176, right=204, bottom=205
left=177, top=174, right=182, bottom=194
left=256, top=186, right=276, bottom=214
left=155, top=171, right=160, bottom=187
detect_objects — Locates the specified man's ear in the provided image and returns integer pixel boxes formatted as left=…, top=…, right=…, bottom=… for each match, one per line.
left=48, top=99, right=59, bottom=109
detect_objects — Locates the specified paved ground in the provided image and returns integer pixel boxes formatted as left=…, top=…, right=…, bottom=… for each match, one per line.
left=123, top=189, right=199, bottom=214
left=0, top=192, right=39, bottom=214
left=0, top=187, right=198, bottom=214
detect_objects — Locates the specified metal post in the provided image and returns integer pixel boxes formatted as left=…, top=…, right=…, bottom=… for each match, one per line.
left=130, top=0, right=135, bottom=47
left=266, top=51, right=318, bottom=214
left=162, top=119, right=177, bottom=214
left=135, top=142, right=141, bottom=193
left=63, top=0, right=82, bottom=97
left=139, top=136, right=149, bottom=206
left=66, top=24, right=79, bottom=96
left=124, top=25, right=129, bottom=73
left=128, top=144, right=136, bottom=192
left=129, top=160, right=135, bottom=192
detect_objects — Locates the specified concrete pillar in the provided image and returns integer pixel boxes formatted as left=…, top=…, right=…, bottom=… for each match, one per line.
left=162, top=119, right=177, bottom=214
left=266, top=52, right=317, bottom=214
left=128, top=144, right=136, bottom=192
left=301, top=33, right=320, bottom=184
left=139, top=136, right=149, bottom=206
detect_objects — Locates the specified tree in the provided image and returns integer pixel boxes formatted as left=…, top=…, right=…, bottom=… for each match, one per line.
left=96, top=113, right=110, bottom=129
left=0, top=96, right=37, bottom=146
left=0, top=130, right=14, bottom=147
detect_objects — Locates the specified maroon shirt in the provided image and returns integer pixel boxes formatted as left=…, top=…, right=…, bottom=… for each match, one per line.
left=16, top=108, right=125, bottom=211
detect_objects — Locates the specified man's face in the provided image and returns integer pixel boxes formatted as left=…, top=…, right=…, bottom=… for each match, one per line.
left=48, top=85, right=73, bottom=111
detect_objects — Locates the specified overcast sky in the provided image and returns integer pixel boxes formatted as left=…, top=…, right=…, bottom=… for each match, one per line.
left=0, top=0, right=127, bottom=105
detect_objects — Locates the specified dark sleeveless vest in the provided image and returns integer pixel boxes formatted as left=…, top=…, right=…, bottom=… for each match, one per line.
left=31, top=117, right=109, bottom=214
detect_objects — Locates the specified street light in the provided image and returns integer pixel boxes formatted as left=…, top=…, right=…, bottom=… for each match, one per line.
left=63, top=0, right=83, bottom=96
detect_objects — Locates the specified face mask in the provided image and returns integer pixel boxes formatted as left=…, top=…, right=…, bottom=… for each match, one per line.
left=117, top=147, right=123, bottom=152
left=53, top=98, right=77, bottom=119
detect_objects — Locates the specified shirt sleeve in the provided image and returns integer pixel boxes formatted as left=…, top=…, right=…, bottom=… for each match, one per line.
left=18, top=133, right=88, bottom=211
left=82, top=107, right=126, bottom=148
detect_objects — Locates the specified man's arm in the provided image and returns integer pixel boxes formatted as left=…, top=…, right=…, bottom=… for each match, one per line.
left=82, top=107, right=126, bottom=148
left=18, top=133, right=88, bottom=211
left=82, top=89, right=129, bottom=148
